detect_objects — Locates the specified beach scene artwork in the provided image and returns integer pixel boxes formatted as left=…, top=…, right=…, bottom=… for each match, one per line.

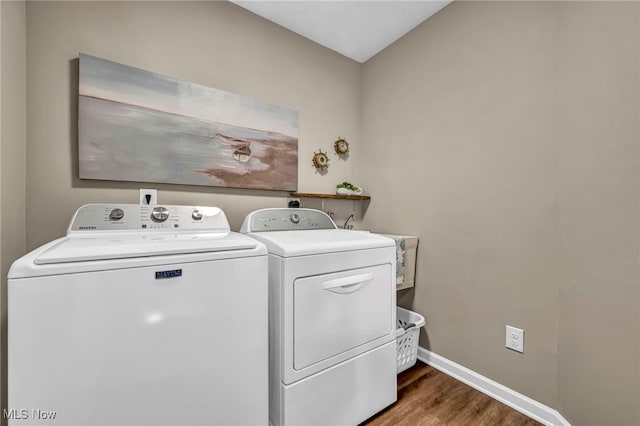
left=78, top=53, right=298, bottom=191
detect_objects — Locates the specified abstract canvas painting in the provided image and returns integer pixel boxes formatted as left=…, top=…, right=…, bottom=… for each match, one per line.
left=78, top=53, right=298, bottom=191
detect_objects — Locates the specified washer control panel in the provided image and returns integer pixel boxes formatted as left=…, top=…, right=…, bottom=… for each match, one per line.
left=68, top=204, right=230, bottom=234
left=241, top=208, right=336, bottom=232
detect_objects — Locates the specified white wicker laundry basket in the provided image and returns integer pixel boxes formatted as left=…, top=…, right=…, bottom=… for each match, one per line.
left=396, top=307, right=426, bottom=374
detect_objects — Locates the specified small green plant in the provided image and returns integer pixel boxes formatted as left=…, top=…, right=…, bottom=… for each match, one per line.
left=336, top=181, right=360, bottom=191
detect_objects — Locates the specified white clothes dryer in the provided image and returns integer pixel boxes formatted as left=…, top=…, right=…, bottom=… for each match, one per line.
left=241, top=208, right=397, bottom=426
left=8, top=204, right=268, bottom=426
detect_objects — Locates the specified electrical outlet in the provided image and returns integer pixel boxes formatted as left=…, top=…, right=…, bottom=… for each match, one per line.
left=139, top=189, right=157, bottom=206
left=287, top=197, right=300, bottom=208
left=506, top=325, right=524, bottom=353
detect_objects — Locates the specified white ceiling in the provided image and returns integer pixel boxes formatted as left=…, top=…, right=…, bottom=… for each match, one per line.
left=230, top=1, right=452, bottom=63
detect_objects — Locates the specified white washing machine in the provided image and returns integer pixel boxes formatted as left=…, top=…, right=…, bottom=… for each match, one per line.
left=8, top=204, right=268, bottom=426
left=240, top=208, right=397, bottom=426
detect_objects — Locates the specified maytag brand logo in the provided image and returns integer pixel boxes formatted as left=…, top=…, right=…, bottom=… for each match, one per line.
left=155, top=269, right=182, bottom=279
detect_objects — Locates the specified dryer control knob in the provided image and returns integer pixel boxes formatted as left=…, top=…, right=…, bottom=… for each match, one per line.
left=151, top=207, right=169, bottom=223
left=290, top=213, right=300, bottom=224
left=192, top=209, right=203, bottom=221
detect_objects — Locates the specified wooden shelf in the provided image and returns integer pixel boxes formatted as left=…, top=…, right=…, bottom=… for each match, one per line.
left=291, top=192, right=371, bottom=201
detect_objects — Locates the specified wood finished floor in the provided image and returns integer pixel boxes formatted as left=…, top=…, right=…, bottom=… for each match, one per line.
left=363, top=362, right=542, bottom=426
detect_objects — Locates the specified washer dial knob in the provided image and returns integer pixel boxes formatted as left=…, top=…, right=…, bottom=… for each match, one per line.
left=192, top=209, right=203, bottom=221
left=290, top=213, right=300, bottom=224
left=109, top=208, right=124, bottom=221
left=151, top=207, right=169, bottom=223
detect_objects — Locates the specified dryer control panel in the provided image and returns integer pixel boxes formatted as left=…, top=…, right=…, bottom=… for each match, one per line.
left=67, top=204, right=230, bottom=234
left=240, top=208, right=337, bottom=232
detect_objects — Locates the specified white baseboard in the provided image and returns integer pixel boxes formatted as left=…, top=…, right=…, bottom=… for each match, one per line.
left=417, top=347, right=571, bottom=426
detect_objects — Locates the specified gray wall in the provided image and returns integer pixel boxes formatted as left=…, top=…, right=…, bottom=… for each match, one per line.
left=0, top=0, right=27, bottom=419
left=1, top=1, right=638, bottom=425
left=360, top=2, right=639, bottom=425
left=555, top=3, right=639, bottom=424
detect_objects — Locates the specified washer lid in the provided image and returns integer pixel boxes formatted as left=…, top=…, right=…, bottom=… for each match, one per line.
left=34, top=232, right=258, bottom=264
left=246, top=229, right=394, bottom=257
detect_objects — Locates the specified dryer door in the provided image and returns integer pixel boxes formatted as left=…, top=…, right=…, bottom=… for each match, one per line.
left=293, top=264, right=393, bottom=370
